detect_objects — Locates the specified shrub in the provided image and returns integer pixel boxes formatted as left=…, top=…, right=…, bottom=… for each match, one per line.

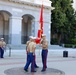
left=72, top=38, right=76, bottom=44
left=51, top=38, right=58, bottom=45
left=64, top=44, right=72, bottom=48
left=64, top=44, right=76, bottom=48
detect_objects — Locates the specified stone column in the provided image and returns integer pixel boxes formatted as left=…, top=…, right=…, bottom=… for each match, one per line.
left=31, top=19, right=35, bottom=36
left=9, top=16, right=22, bottom=45
left=34, top=20, right=39, bottom=37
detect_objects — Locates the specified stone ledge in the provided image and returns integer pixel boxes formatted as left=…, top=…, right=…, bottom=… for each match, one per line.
left=0, top=0, right=53, bottom=10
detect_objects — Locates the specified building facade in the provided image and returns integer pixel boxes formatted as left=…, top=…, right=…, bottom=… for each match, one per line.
left=0, top=0, right=53, bottom=45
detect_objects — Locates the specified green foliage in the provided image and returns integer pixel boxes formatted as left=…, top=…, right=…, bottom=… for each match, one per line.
left=64, top=44, right=76, bottom=48
left=72, top=38, right=76, bottom=44
left=64, top=44, right=72, bottom=48
left=51, top=38, right=58, bottom=44
left=51, top=0, right=76, bottom=44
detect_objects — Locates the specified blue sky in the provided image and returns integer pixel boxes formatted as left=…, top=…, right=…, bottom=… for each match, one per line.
left=73, top=0, right=76, bottom=10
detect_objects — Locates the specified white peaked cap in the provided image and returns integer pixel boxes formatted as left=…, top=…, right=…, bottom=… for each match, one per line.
left=1, top=38, right=4, bottom=39
left=32, top=37, right=36, bottom=39
left=29, top=36, right=33, bottom=39
left=42, top=34, right=46, bottom=36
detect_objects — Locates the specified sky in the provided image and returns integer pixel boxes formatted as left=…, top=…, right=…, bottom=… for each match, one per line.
left=73, top=0, right=76, bottom=10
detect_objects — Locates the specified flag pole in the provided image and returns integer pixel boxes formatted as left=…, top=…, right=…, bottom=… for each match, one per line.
left=38, top=2, right=44, bottom=55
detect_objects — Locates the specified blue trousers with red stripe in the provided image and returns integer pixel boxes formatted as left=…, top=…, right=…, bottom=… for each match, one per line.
left=0, top=47, right=4, bottom=58
left=41, top=49, right=48, bottom=70
left=33, top=55, right=38, bottom=68
left=26, top=53, right=38, bottom=68
left=24, top=53, right=35, bottom=71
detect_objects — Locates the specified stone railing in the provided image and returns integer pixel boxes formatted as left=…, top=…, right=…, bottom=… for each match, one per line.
left=15, top=0, right=52, bottom=7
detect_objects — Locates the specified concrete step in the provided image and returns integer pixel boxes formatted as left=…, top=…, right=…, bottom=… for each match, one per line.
left=6, top=44, right=25, bottom=50
left=6, top=44, right=63, bottom=50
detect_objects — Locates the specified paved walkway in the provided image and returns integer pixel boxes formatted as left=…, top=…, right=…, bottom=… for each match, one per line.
left=0, top=47, right=76, bottom=75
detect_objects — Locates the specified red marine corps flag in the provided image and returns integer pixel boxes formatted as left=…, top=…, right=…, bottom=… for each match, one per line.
left=36, top=4, right=44, bottom=44
left=38, top=4, right=44, bottom=38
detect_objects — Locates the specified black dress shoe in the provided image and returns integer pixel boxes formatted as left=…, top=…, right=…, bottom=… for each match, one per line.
left=41, top=69, right=46, bottom=72
left=46, top=66, right=47, bottom=68
left=35, top=66, right=39, bottom=68
left=31, top=70, right=36, bottom=72
left=1, top=57, right=4, bottom=58
left=24, top=69, right=28, bottom=72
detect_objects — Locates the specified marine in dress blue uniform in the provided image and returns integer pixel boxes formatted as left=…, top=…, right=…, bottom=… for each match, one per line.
left=41, top=34, right=48, bottom=72
left=26, top=36, right=33, bottom=61
left=26, top=36, right=39, bottom=68
left=0, top=38, right=6, bottom=58
left=24, top=37, right=37, bottom=72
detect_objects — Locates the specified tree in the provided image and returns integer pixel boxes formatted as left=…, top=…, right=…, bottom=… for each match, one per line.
left=51, top=0, right=76, bottom=44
